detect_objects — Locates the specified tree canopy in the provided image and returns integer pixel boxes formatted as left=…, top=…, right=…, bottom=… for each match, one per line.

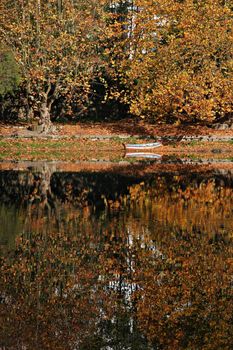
left=0, top=0, right=232, bottom=126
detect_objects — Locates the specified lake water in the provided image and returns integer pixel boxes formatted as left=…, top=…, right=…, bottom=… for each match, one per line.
left=0, top=159, right=233, bottom=350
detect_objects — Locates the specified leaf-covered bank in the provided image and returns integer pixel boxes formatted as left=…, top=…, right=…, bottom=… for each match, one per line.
left=1, top=138, right=233, bottom=162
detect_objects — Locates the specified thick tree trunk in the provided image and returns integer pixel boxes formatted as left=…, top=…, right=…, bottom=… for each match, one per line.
left=39, top=102, right=56, bottom=134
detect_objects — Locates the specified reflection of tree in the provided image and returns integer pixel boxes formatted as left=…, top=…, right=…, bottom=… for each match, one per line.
left=1, top=228, right=107, bottom=349
left=133, top=232, right=233, bottom=350
left=0, top=214, right=148, bottom=349
left=126, top=174, right=233, bottom=236
left=1, top=205, right=232, bottom=349
left=1, top=167, right=233, bottom=349
left=1, top=169, right=233, bottom=238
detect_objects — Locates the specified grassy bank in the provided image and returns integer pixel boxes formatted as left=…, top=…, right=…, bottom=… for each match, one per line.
left=1, top=138, right=233, bottom=161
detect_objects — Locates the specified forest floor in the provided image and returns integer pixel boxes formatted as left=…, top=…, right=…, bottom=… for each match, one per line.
left=0, top=119, right=233, bottom=163
left=1, top=118, right=233, bottom=138
left=58, top=119, right=233, bottom=138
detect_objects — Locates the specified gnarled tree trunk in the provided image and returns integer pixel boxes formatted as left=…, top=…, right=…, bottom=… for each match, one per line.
left=39, top=102, right=55, bottom=134
left=38, top=84, right=59, bottom=134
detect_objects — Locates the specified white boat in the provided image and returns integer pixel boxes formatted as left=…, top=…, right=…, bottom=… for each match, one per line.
left=123, top=142, right=162, bottom=150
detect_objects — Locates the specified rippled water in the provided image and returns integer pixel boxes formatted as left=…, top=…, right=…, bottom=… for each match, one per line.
left=0, top=160, right=233, bottom=350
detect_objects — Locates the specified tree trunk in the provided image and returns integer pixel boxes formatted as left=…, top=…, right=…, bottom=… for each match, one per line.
left=39, top=102, right=56, bottom=134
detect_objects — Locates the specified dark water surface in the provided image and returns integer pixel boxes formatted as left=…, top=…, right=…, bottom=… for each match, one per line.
left=0, top=160, right=233, bottom=350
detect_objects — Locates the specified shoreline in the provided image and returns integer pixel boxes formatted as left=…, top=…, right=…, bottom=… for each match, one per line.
left=1, top=121, right=233, bottom=163
left=1, top=138, right=233, bottom=161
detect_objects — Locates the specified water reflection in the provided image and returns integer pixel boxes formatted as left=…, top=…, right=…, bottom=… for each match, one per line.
left=0, top=162, right=233, bottom=349
left=125, top=153, right=162, bottom=159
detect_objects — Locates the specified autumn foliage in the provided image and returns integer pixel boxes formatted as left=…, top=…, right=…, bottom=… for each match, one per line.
left=0, top=0, right=232, bottom=125
left=116, top=0, right=233, bottom=123
left=0, top=0, right=109, bottom=127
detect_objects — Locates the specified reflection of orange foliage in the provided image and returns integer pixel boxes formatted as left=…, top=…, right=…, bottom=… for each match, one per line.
left=0, top=230, right=112, bottom=349
left=134, top=233, right=233, bottom=349
left=127, top=176, right=233, bottom=236
left=1, top=170, right=233, bottom=349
